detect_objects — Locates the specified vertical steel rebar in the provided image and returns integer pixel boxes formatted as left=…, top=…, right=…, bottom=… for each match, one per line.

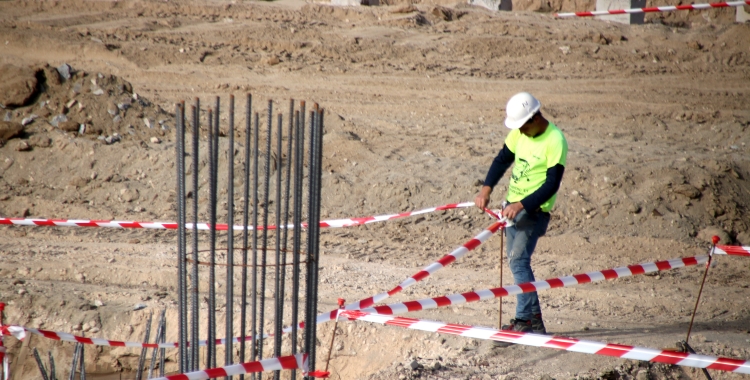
left=191, top=98, right=201, bottom=372
left=226, top=94, right=236, bottom=379
left=273, top=112, right=283, bottom=380
left=250, top=111, right=260, bottom=380
left=79, top=342, right=86, bottom=380
left=275, top=100, right=294, bottom=380
left=48, top=351, right=57, bottom=380
left=136, top=312, right=153, bottom=380
left=211, top=97, right=221, bottom=369
left=240, top=94, right=252, bottom=380
left=303, top=110, right=317, bottom=378
left=148, top=310, right=166, bottom=379
left=175, top=103, right=186, bottom=374
left=33, top=348, right=49, bottom=380
left=207, top=107, right=217, bottom=369
left=312, top=109, right=325, bottom=376
left=181, top=101, right=190, bottom=372
left=258, top=100, right=273, bottom=379
left=290, top=107, right=303, bottom=380
left=159, top=309, right=166, bottom=377
left=68, top=343, right=81, bottom=380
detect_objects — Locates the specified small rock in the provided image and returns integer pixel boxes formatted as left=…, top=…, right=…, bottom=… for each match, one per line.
left=267, top=56, right=281, bottom=65
left=29, top=134, right=52, bottom=148
left=559, top=46, right=571, bottom=55
left=133, top=303, right=147, bottom=311
left=94, top=299, right=104, bottom=307
left=673, top=184, right=701, bottom=199
left=17, top=288, right=27, bottom=295
left=59, top=120, right=79, bottom=133
left=56, top=63, right=73, bottom=80
left=21, top=115, right=37, bottom=126
left=144, top=118, right=153, bottom=128
left=409, top=360, right=420, bottom=370
left=104, top=133, right=121, bottom=144
left=50, top=114, right=68, bottom=127
left=150, top=136, right=161, bottom=144
left=15, top=140, right=31, bottom=151
left=0, top=121, right=24, bottom=146
left=635, top=369, right=650, bottom=380
left=121, top=188, right=140, bottom=202
left=92, top=88, right=105, bottom=96
left=75, top=272, right=86, bottom=282
left=107, top=103, right=119, bottom=116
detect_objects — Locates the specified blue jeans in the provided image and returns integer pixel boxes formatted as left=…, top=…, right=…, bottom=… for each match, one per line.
left=506, top=209, right=550, bottom=321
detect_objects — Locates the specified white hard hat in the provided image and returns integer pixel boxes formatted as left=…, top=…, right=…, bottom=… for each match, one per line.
left=504, top=92, right=541, bottom=129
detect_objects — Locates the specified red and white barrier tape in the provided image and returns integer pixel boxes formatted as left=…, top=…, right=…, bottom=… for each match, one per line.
left=555, top=0, right=749, bottom=17
left=364, top=255, right=708, bottom=316
left=715, top=245, right=750, bottom=257
left=303, top=219, right=508, bottom=330
left=341, top=310, right=750, bottom=374
left=0, top=324, right=266, bottom=349
left=151, top=353, right=308, bottom=380
left=0, top=202, right=475, bottom=231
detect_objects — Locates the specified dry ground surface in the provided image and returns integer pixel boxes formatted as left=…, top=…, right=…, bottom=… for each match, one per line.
left=1, top=0, right=750, bottom=379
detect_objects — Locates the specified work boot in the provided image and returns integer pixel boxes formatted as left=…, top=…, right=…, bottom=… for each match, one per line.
left=492, top=318, right=532, bottom=348
left=531, top=314, right=546, bottom=334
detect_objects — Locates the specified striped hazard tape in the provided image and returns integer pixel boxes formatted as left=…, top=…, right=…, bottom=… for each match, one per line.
left=150, top=353, right=308, bottom=380
left=715, top=245, right=750, bottom=257
left=555, top=0, right=750, bottom=17
left=364, top=255, right=708, bottom=316
left=341, top=311, right=750, bottom=374
left=0, top=202, right=477, bottom=231
left=305, top=219, right=508, bottom=330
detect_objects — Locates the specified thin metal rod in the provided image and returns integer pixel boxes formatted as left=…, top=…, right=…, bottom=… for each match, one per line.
left=159, top=309, right=167, bottom=377
left=79, top=341, right=86, bottom=380
left=211, top=97, right=221, bottom=369
left=250, top=111, right=260, bottom=380
left=48, top=351, right=57, bottom=380
left=324, top=299, right=344, bottom=374
left=148, top=310, right=166, bottom=379
left=311, top=109, right=324, bottom=376
left=498, top=231, right=504, bottom=329
left=135, top=312, right=153, bottom=380
left=275, top=100, right=294, bottom=380
left=33, top=348, right=50, bottom=380
left=226, top=94, right=236, bottom=379
left=181, top=100, right=189, bottom=372
left=273, top=112, right=284, bottom=380
left=240, top=93, right=252, bottom=380
left=176, top=103, right=187, bottom=374
left=290, top=104, right=304, bottom=380
left=304, top=109, right=318, bottom=378
left=259, top=100, right=273, bottom=376
left=191, top=99, right=201, bottom=371
left=207, top=107, right=217, bottom=369
left=685, top=243, right=716, bottom=343
left=68, top=343, right=81, bottom=380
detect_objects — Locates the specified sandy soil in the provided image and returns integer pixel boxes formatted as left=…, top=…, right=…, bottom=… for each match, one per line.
left=1, top=0, right=749, bottom=379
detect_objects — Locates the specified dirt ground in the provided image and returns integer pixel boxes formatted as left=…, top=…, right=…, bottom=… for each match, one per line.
left=1, top=0, right=749, bottom=379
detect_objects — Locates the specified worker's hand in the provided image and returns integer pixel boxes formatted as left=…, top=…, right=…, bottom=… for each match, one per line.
left=502, top=202, right=524, bottom=221
left=474, top=186, right=492, bottom=210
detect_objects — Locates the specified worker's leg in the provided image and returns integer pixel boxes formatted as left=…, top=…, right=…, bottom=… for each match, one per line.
left=506, top=210, right=550, bottom=321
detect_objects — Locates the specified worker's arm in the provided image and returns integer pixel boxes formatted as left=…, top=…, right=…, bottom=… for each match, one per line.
left=475, top=145, right=515, bottom=209
left=519, top=164, right=565, bottom=212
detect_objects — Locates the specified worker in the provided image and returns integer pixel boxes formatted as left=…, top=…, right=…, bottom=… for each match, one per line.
left=474, top=92, right=568, bottom=342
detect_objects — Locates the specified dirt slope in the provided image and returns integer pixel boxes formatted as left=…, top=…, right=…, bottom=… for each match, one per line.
left=1, top=0, right=749, bottom=379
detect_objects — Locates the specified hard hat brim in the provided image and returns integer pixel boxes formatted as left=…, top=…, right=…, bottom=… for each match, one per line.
left=504, top=104, right=540, bottom=129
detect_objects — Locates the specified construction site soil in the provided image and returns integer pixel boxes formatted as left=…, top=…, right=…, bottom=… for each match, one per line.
left=1, top=0, right=749, bottom=379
